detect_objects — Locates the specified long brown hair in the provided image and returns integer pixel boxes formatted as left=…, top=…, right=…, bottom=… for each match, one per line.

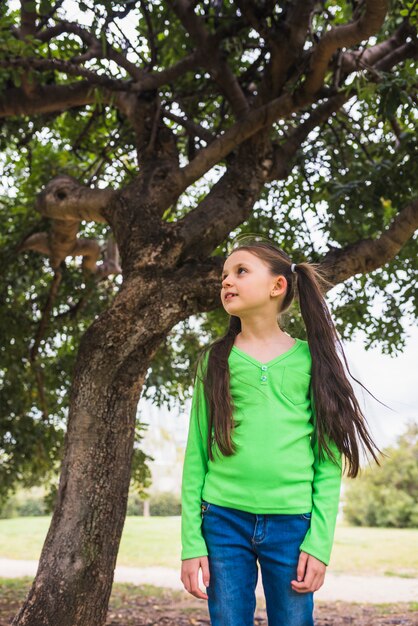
left=194, top=238, right=388, bottom=478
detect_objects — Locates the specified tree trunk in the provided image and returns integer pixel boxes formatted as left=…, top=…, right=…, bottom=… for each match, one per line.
left=12, top=275, right=182, bottom=625
left=12, top=134, right=271, bottom=625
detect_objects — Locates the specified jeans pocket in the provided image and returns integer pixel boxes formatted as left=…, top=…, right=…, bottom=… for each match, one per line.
left=201, top=500, right=211, bottom=516
left=300, top=512, right=312, bottom=520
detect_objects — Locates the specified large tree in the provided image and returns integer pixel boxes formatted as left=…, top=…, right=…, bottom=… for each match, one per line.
left=0, top=0, right=417, bottom=624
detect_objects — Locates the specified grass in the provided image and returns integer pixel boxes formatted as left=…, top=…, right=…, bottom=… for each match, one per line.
left=0, top=516, right=417, bottom=577
left=329, top=521, right=418, bottom=577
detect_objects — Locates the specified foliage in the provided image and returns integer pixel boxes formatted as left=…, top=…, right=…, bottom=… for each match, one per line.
left=149, top=491, right=181, bottom=517
left=343, top=422, right=418, bottom=528
left=126, top=491, right=145, bottom=516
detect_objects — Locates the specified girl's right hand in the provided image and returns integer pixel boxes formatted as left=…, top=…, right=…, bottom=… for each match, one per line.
left=181, top=555, right=210, bottom=600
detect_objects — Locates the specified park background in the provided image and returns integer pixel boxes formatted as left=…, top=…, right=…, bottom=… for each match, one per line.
left=1, top=0, right=417, bottom=624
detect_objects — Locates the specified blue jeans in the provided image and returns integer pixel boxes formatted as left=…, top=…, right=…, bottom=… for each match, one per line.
left=201, top=500, right=314, bottom=626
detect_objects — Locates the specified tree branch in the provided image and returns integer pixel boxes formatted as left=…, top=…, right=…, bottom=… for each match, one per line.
left=303, top=0, right=389, bottom=96
left=35, top=0, right=65, bottom=32
left=237, top=0, right=316, bottom=101
left=20, top=0, right=37, bottom=38
left=37, top=20, right=143, bottom=80
left=0, top=81, right=97, bottom=117
left=267, top=92, right=351, bottom=182
left=340, top=21, right=415, bottom=74
left=321, top=198, right=418, bottom=284
left=375, top=41, right=418, bottom=71
left=177, top=88, right=361, bottom=196
left=175, top=137, right=269, bottom=262
left=178, top=198, right=418, bottom=316
left=174, top=91, right=355, bottom=263
left=175, top=88, right=317, bottom=192
left=36, top=175, right=114, bottom=224
left=131, top=50, right=202, bottom=92
left=162, top=109, right=215, bottom=143
left=0, top=51, right=205, bottom=119
left=0, top=58, right=129, bottom=91
left=38, top=20, right=206, bottom=89
left=167, top=0, right=250, bottom=118
left=139, top=0, right=158, bottom=69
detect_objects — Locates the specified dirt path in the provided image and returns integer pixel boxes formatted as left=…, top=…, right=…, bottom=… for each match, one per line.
left=1, top=558, right=417, bottom=603
left=1, top=578, right=417, bottom=626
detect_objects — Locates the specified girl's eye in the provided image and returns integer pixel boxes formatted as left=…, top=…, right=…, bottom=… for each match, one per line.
left=221, top=267, right=246, bottom=282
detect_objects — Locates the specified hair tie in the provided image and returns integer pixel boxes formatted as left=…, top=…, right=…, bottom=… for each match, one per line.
left=290, top=263, right=297, bottom=273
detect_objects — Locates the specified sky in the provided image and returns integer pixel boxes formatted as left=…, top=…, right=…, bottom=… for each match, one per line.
left=339, top=324, right=418, bottom=455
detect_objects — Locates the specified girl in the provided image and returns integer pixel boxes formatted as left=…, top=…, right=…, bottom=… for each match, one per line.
left=180, top=237, right=383, bottom=626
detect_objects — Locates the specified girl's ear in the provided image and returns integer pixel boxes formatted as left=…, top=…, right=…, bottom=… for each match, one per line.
left=271, top=275, right=287, bottom=296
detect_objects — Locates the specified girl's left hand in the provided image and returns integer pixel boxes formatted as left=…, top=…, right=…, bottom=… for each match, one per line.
left=291, top=551, right=326, bottom=593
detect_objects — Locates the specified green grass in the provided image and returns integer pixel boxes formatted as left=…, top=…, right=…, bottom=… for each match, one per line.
left=329, top=521, right=418, bottom=577
left=0, top=516, right=417, bottom=577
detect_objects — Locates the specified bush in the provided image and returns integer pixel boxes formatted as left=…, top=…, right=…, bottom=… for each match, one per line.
left=126, top=492, right=145, bottom=516
left=344, top=421, right=418, bottom=528
left=0, top=494, right=46, bottom=518
left=126, top=491, right=181, bottom=516
left=0, top=497, right=18, bottom=519
left=149, top=491, right=181, bottom=516
left=17, top=497, right=46, bottom=516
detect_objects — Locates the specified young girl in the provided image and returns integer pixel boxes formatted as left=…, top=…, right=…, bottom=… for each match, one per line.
left=180, top=237, right=382, bottom=626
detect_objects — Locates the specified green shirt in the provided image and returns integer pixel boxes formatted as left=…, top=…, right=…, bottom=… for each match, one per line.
left=181, top=337, right=342, bottom=565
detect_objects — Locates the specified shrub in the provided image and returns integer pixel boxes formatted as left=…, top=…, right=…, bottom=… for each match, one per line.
left=127, top=492, right=145, bottom=516
left=0, top=494, right=46, bottom=518
left=343, top=421, right=418, bottom=528
left=149, top=491, right=181, bottom=516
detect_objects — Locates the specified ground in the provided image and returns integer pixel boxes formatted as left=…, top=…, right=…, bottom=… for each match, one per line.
left=1, top=579, right=417, bottom=625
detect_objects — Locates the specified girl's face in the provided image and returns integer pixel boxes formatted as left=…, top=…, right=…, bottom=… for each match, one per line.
left=220, top=250, right=286, bottom=314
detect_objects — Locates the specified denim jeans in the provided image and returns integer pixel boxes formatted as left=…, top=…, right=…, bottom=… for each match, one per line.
left=201, top=500, right=314, bottom=626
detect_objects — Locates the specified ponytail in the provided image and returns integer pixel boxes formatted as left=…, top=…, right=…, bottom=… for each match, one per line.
left=295, top=261, right=386, bottom=477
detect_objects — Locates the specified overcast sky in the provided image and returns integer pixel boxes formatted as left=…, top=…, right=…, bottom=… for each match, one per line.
left=340, top=325, right=418, bottom=455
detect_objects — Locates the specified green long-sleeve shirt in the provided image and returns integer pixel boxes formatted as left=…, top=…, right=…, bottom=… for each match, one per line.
left=181, top=337, right=342, bottom=565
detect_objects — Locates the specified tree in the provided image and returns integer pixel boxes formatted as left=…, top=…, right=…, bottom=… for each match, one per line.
left=0, top=1, right=417, bottom=624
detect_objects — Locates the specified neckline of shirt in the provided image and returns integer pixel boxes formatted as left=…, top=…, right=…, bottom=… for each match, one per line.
left=230, top=337, right=302, bottom=368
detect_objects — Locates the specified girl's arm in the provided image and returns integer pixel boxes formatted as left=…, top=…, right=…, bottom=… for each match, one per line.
left=298, top=386, right=343, bottom=566
left=181, top=357, right=210, bottom=560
